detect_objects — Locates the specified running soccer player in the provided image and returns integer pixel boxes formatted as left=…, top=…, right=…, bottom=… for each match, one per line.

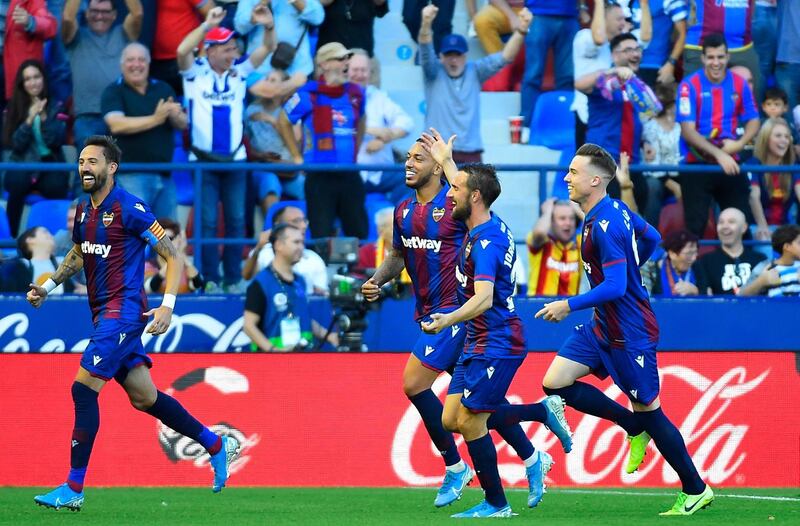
left=27, top=136, right=240, bottom=511
left=536, top=143, right=714, bottom=516
left=361, top=138, right=564, bottom=510
left=420, top=133, right=572, bottom=518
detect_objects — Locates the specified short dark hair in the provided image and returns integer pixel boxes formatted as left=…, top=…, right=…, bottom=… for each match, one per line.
left=84, top=135, right=122, bottom=165
left=462, top=163, right=501, bottom=208
left=771, top=224, right=800, bottom=255
left=575, top=143, right=617, bottom=181
left=269, top=223, right=301, bottom=245
left=610, top=32, right=637, bottom=52
left=662, top=229, right=698, bottom=253
left=701, top=33, right=728, bottom=54
left=272, top=205, right=304, bottom=227
left=763, top=86, right=788, bottom=105
left=16, top=226, right=41, bottom=259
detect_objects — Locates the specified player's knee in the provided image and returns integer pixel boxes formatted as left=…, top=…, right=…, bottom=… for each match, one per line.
left=442, top=413, right=459, bottom=433
left=128, top=390, right=157, bottom=411
left=402, top=375, right=429, bottom=397
left=542, top=371, right=572, bottom=392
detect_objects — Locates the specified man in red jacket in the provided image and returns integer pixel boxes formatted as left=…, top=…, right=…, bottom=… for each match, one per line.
left=3, top=0, right=56, bottom=99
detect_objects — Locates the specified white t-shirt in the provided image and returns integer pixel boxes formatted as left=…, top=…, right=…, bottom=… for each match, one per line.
left=254, top=244, right=328, bottom=294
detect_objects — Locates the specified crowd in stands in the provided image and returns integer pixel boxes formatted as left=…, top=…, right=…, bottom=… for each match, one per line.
left=0, top=0, right=797, bottom=301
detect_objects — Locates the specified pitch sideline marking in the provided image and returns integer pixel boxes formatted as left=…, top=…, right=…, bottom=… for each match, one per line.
left=554, top=489, right=800, bottom=502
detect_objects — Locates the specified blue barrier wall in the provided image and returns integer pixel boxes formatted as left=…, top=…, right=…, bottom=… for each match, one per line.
left=1, top=295, right=797, bottom=352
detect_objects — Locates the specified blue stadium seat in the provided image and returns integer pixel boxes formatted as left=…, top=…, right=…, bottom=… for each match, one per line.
left=365, top=194, right=393, bottom=243
left=172, top=144, right=194, bottom=206
left=25, top=199, right=72, bottom=234
left=0, top=204, right=11, bottom=239
left=529, top=91, right=575, bottom=150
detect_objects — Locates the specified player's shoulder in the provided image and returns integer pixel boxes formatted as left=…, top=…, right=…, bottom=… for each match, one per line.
left=593, top=199, right=630, bottom=231
left=116, top=188, right=154, bottom=217
left=395, top=197, right=413, bottom=221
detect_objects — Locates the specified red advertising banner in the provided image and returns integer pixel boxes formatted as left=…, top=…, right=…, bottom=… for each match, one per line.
left=2, top=352, right=798, bottom=488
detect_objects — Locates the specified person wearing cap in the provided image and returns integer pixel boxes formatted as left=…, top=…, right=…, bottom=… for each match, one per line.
left=279, top=41, right=369, bottom=240
left=62, top=0, right=143, bottom=150
left=418, top=3, right=531, bottom=163
left=177, top=4, right=276, bottom=292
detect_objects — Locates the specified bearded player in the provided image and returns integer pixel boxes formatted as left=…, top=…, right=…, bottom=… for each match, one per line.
left=28, top=136, right=240, bottom=511
left=362, top=135, right=569, bottom=510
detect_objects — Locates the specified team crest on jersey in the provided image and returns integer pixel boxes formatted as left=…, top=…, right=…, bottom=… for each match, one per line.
left=102, top=211, right=114, bottom=227
left=432, top=207, right=445, bottom=222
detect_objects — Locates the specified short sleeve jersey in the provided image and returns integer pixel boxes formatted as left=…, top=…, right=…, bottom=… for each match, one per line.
left=455, top=214, right=526, bottom=358
left=393, top=183, right=467, bottom=321
left=73, top=185, right=165, bottom=324
left=580, top=197, right=660, bottom=348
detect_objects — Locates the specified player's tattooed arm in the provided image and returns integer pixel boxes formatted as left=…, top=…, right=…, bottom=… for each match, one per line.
left=362, top=248, right=405, bottom=302
left=152, top=234, right=183, bottom=297
left=52, top=244, right=84, bottom=285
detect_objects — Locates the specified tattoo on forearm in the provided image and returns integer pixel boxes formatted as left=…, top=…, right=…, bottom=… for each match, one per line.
left=154, top=235, right=179, bottom=261
left=371, top=253, right=405, bottom=286
left=52, top=246, right=84, bottom=284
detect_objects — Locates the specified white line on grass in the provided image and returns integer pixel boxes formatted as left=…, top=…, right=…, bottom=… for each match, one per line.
left=553, top=489, right=800, bottom=502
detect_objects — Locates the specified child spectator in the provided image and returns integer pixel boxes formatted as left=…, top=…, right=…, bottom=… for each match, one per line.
left=740, top=224, right=800, bottom=297
left=761, top=86, right=800, bottom=156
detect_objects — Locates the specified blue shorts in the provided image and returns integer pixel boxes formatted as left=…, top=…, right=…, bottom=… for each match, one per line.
left=411, top=318, right=466, bottom=373
left=80, top=318, right=150, bottom=384
left=558, top=324, right=660, bottom=405
left=448, top=353, right=525, bottom=413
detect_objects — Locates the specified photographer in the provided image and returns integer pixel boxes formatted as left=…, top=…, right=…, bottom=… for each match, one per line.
left=243, top=223, right=338, bottom=352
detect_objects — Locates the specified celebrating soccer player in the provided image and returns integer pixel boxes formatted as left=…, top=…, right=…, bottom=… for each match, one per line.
left=28, top=136, right=240, bottom=511
left=418, top=131, right=572, bottom=518
left=535, top=143, right=714, bottom=516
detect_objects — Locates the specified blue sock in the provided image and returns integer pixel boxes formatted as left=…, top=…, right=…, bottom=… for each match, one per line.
left=67, top=382, right=99, bottom=493
left=637, top=408, right=705, bottom=495
left=494, top=424, right=535, bottom=462
left=466, top=434, right=507, bottom=508
left=487, top=402, right=547, bottom=428
left=145, top=391, right=221, bottom=455
left=409, top=389, right=460, bottom=466
left=544, top=382, right=644, bottom=436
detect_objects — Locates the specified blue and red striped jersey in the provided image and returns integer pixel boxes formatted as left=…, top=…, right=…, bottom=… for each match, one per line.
left=685, top=0, right=754, bottom=51
left=676, top=69, right=758, bottom=163
left=579, top=197, right=660, bottom=348
left=455, top=213, right=525, bottom=358
left=393, top=183, right=467, bottom=321
left=587, top=81, right=643, bottom=163
left=73, top=185, right=165, bottom=325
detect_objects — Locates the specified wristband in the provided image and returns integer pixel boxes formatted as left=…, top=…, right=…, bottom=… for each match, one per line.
left=667, top=57, right=677, bottom=66
left=162, top=293, right=177, bottom=310
left=42, top=278, right=57, bottom=294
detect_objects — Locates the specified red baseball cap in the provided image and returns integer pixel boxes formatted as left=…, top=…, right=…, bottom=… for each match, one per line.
left=204, top=27, right=236, bottom=49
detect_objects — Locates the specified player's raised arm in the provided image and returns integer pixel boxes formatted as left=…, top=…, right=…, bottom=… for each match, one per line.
left=420, top=128, right=458, bottom=186
left=144, top=224, right=183, bottom=334
left=27, top=244, right=84, bottom=308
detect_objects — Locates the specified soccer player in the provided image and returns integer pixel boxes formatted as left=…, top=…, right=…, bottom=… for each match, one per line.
left=420, top=133, right=572, bottom=518
left=27, top=136, right=240, bottom=511
left=361, top=137, right=566, bottom=510
left=536, top=143, right=714, bottom=516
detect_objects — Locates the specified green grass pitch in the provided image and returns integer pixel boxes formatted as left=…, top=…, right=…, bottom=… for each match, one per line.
left=2, top=487, right=798, bottom=525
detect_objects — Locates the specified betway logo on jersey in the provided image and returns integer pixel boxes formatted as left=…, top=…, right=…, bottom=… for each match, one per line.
left=401, top=236, right=442, bottom=253
left=81, top=241, right=112, bottom=259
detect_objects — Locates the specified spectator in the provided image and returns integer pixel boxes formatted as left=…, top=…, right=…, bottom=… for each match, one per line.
left=641, top=82, right=681, bottom=225
left=356, top=207, right=411, bottom=283
left=694, top=207, right=766, bottom=295
left=419, top=4, right=531, bottom=163
left=761, top=87, right=800, bottom=155
left=752, top=0, right=777, bottom=103
left=517, top=0, right=580, bottom=128
left=403, top=0, right=454, bottom=53
left=683, top=0, right=761, bottom=100
left=571, top=1, right=629, bottom=148
left=280, top=42, right=368, bottom=239
left=236, top=0, right=324, bottom=97
left=676, top=33, right=761, bottom=238
left=242, top=205, right=328, bottom=295
left=101, top=42, right=187, bottom=221
left=151, top=0, right=215, bottom=96
left=3, top=0, right=56, bottom=100
left=245, top=69, right=305, bottom=215
left=243, top=223, right=338, bottom=351
left=740, top=224, right=800, bottom=297
left=178, top=5, right=275, bottom=291
left=62, top=0, right=142, bottom=149
left=15, top=225, right=78, bottom=294
left=653, top=229, right=699, bottom=296
left=53, top=199, right=76, bottom=257
left=317, top=0, right=387, bottom=57
left=144, top=217, right=206, bottom=294
left=745, top=118, right=799, bottom=241
left=581, top=32, right=660, bottom=210
left=348, top=49, right=413, bottom=205
left=626, top=0, right=686, bottom=87
left=2, top=60, right=68, bottom=237
left=526, top=197, right=582, bottom=297
left=473, top=0, right=526, bottom=55
left=775, top=0, right=800, bottom=112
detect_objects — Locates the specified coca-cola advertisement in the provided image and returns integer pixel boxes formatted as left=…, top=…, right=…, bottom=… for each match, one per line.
left=3, top=352, right=798, bottom=487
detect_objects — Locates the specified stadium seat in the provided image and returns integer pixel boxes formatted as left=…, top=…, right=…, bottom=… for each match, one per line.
left=0, top=204, right=11, bottom=239
left=479, top=92, right=521, bottom=120
left=25, top=199, right=72, bottom=234
left=172, top=145, right=194, bottom=206
left=529, top=91, right=575, bottom=150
